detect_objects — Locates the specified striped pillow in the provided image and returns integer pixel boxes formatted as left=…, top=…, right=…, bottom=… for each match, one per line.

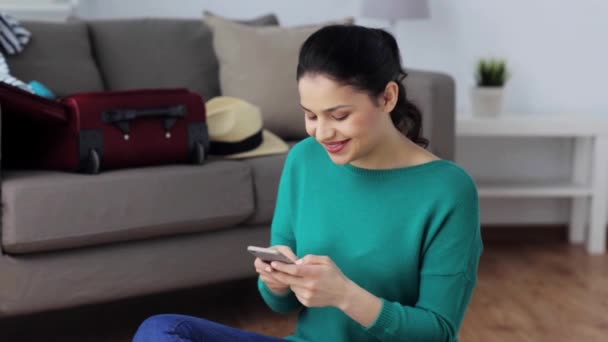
left=0, top=13, right=31, bottom=54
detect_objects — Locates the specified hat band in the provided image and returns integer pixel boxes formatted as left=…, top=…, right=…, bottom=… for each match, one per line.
left=209, top=130, right=263, bottom=155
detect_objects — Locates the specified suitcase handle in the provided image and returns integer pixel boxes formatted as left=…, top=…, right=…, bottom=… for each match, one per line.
left=102, top=105, right=187, bottom=135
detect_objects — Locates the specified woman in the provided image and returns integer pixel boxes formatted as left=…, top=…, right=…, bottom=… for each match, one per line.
left=133, top=24, right=482, bottom=342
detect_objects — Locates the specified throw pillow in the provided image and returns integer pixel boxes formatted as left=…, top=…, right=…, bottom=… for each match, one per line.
left=205, top=15, right=353, bottom=140
left=203, top=10, right=279, bottom=26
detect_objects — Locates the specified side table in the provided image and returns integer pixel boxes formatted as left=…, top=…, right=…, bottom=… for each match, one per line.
left=456, top=114, right=608, bottom=254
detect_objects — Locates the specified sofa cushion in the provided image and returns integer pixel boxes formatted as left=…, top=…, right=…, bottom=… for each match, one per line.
left=88, top=15, right=278, bottom=99
left=205, top=16, right=352, bottom=140
left=6, top=21, right=105, bottom=96
left=241, top=152, right=289, bottom=225
left=1, top=162, right=254, bottom=254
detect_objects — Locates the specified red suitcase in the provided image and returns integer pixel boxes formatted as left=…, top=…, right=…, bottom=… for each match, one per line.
left=1, top=86, right=209, bottom=173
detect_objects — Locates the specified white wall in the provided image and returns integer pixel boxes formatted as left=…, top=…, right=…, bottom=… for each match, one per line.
left=77, top=0, right=608, bottom=226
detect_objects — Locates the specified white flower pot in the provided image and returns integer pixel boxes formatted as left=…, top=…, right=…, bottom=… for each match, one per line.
left=471, top=87, right=504, bottom=117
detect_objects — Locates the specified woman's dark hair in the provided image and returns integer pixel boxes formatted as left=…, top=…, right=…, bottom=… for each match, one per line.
left=297, top=25, right=428, bottom=148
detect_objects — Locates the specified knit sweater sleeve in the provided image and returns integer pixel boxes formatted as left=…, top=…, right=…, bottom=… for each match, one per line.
left=364, top=175, right=483, bottom=341
left=257, top=149, right=303, bottom=313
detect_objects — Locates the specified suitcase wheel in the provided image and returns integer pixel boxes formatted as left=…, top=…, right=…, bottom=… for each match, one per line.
left=192, top=142, right=206, bottom=165
left=85, top=149, right=101, bottom=174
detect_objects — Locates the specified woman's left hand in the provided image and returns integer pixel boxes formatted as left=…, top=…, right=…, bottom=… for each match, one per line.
left=269, top=255, right=351, bottom=308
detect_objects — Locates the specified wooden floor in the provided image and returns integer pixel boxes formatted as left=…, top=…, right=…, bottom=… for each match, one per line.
left=1, top=230, right=607, bottom=341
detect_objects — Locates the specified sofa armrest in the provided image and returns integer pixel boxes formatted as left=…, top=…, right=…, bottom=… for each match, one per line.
left=403, top=69, right=456, bottom=161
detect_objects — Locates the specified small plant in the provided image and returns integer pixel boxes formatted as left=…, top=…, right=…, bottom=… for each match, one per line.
left=475, top=58, right=509, bottom=87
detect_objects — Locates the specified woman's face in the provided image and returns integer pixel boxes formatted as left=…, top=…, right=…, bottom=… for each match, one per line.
left=298, top=74, right=392, bottom=165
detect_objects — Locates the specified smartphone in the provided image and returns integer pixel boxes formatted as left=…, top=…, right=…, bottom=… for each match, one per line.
left=247, top=246, right=295, bottom=264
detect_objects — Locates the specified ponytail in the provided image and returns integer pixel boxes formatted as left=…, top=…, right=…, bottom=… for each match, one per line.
left=390, top=71, right=428, bottom=148
left=377, top=30, right=428, bottom=148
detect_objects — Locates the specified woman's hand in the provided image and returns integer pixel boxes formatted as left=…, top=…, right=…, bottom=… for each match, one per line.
left=269, top=255, right=351, bottom=308
left=253, top=245, right=298, bottom=296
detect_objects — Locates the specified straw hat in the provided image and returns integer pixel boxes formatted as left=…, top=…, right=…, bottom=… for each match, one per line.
left=206, top=96, right=289, bottom=159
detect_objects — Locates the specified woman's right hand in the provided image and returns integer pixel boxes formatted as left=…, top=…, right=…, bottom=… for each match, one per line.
left=254, top=245, right=298, bottom=296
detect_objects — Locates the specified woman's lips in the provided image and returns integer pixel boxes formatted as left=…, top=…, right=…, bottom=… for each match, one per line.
left=324, top=139, right=350, bottom=153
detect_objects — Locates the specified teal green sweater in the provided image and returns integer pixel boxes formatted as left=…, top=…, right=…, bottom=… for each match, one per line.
left=258, top=137, right=482, bottom=342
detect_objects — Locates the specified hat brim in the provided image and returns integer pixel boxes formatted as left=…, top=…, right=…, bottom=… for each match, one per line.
left=220, top=130, right=289, bottom=159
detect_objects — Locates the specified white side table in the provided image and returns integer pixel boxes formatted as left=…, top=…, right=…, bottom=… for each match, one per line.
left=456, top=114, right=608, bottom=254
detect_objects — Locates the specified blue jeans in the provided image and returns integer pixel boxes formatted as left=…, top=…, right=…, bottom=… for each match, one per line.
left=132, top=314, right=287, bottom=342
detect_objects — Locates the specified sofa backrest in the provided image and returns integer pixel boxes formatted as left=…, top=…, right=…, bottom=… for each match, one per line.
left=6, top=15, right=278, bottom=100
left=6, top=21, right=105, bottom=96
left=88, top=18, right=220, bottom=99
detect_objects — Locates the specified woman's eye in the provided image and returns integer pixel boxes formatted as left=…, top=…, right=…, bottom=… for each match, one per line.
left=305, top=113, right=317, bottom=120
left=333, top=114, right=350, bottom=121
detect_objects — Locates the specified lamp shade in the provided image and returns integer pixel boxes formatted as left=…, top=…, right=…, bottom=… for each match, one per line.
left=361, top=0, right=430, bottom=20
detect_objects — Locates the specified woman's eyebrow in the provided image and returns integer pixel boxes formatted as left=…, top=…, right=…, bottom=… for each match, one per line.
left=300, top=104, right=353, bottom=114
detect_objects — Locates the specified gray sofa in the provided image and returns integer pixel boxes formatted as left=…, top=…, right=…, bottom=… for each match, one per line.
left=0, top=17, right=455, bottom=317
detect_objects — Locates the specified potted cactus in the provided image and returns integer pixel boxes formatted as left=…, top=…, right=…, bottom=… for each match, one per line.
left=471, top=58, right=509, bottom=116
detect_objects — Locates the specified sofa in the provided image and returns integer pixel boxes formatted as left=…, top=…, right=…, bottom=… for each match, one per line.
left=0, top=15, right=455, bottom=318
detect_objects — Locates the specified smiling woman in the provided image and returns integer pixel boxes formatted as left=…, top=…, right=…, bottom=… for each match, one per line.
left=254, top=25, right=482, bottom=342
